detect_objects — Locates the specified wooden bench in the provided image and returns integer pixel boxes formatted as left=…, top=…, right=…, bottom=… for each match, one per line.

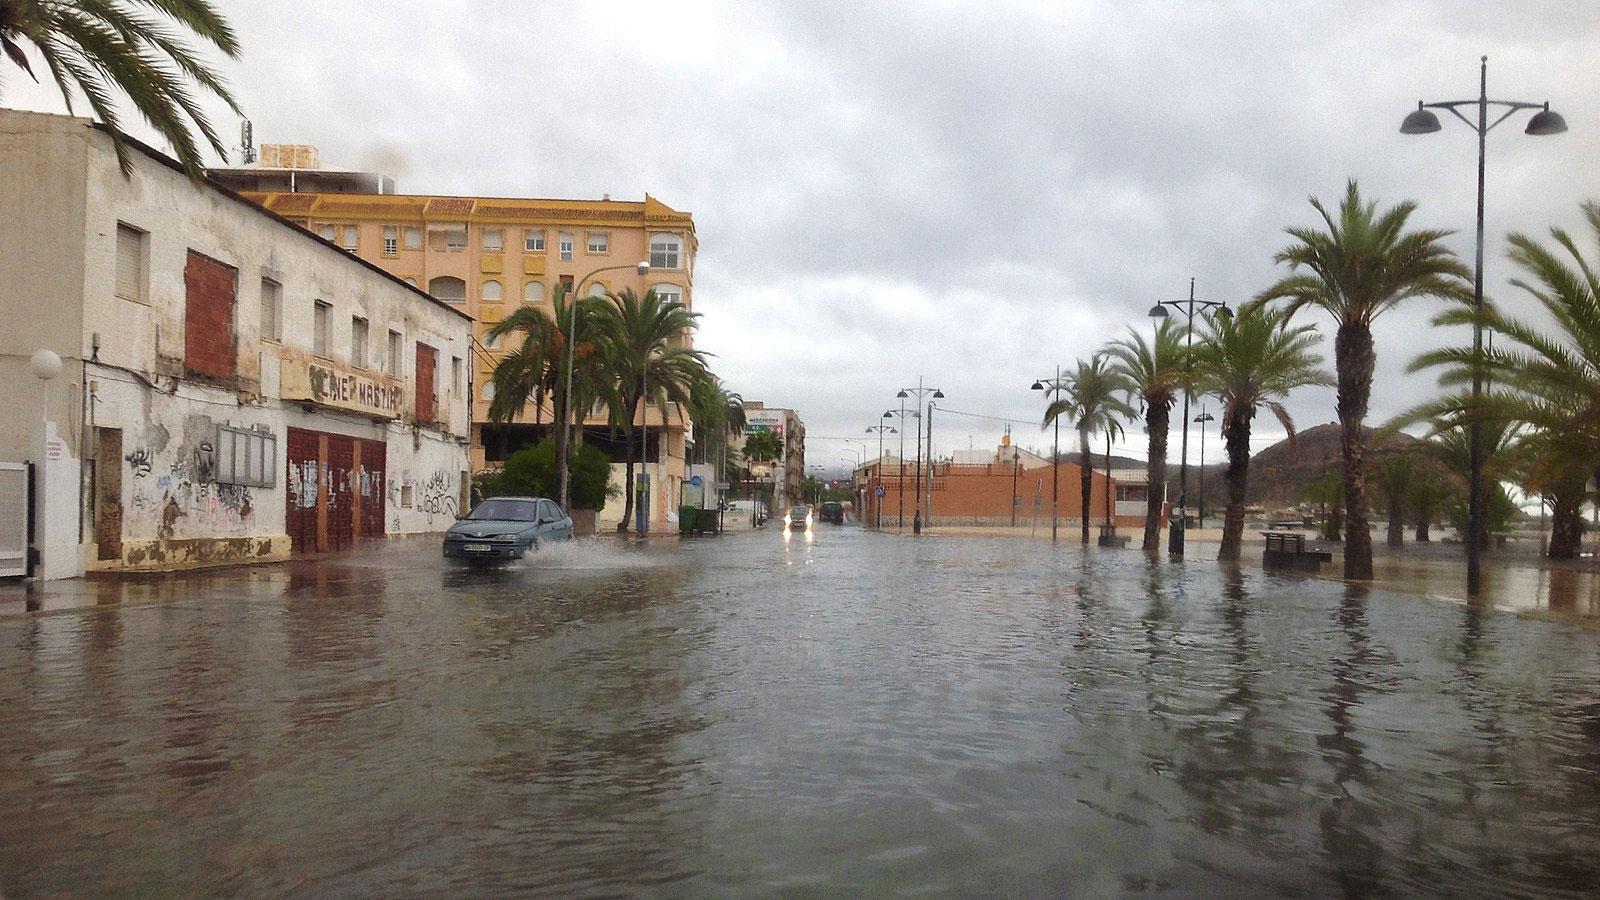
left=1262, top=531, right=1333, bottom=572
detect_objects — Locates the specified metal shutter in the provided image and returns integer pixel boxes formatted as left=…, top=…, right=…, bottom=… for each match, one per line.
left=115, top=224, right=142, bottom=299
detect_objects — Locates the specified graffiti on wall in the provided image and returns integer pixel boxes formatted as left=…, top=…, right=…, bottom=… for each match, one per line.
left=417, top=470, right=457, bottom=523
left=124, top=417, right=256, bottom=538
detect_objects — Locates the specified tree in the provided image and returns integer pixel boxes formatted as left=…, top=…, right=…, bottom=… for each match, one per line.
left=1300, top=468, right=1344, bottom=542
left=1106, top=317, right=1186, bottom=554
left=490, top=439, right=616, bottom=510
left=485, top=283, right=611, bottom=511
left=596, top=287, right=708, bottom=532
left=1, top=0, right=242, bottom=179
left=1407, top=477, right=1453, bottom=542
left=742, top=428, right=781, bottom=468
left=1191, top=306, right=1331, bottom=561
left=1253, top=180, right=1472, bottom=579
left=1406, top=201, right=1600, bottom=559
left=1044, top=354, right=1134, bottom=544
left=1372, top=453, right=1414, bottom=547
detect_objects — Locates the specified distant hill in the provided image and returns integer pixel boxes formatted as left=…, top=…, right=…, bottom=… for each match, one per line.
left=1167, top=423, right=1424, bottom=509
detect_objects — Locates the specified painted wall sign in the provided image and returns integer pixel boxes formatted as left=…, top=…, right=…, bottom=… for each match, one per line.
left=280, top=357, right=403, bottom=418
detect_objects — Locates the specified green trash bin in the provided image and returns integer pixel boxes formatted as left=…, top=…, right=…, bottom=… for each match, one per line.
left=678, top=506, right=696, bottom=534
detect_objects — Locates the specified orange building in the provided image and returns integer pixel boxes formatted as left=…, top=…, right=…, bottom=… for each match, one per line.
left=859, top=457, right=1157, bottom=531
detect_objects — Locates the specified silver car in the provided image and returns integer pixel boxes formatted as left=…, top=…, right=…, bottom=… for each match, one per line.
left=442, top=496, right=573, bottom=562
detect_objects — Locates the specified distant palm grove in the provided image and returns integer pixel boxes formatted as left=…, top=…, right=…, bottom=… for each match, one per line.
left=1047, top=180, right=1600, bottom=577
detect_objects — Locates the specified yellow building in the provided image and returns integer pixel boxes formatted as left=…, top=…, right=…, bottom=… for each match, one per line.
left=212, top=146, right=699, bottom=530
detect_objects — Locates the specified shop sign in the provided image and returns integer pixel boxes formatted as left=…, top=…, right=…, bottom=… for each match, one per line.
left=282, top=358, right=402, bottom=418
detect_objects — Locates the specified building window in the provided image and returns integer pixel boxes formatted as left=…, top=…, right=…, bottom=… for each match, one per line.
left=387, top=329, right=402, bottom=376
left=445, top=228, right=466, bottom=252
left=403, top=226, right=422, bottom=250
left=650, top=233, right=681, bottom=269
left=260, top=277, right=281, bottom=341
left=317, top=224, right=336, bottom=242
left=480, top=279, right=502, bottom=303
left=383, top=225, right=398, bottom=256
left=351, top=315, right=369, bottom=367
left=558, top=274, right=574, bottom=292
left=558, top=231, right=573, bottom=261
left=652, top=283, right=683, bottom=306
left=586, top=231, right=609, bottom=254
left=183, top=249, right=237, bottom=378
left=427, top=276, right=465, bottom=303
left=215, top=425, right=276, bottom=488
left=313, top=300, right=331, bottom=355
left=115, top=222, right=147, bottom=302
left=452, top=356, right=463, bottom=396
left=481, top=381, right=496, bottom=401
left=523, top=281, right=543, bottom=303
left=586, top=282, right=607, bottom=298
left=340, top=225, right=358, bottom=251
left=483, top=228, right=503, bottom=252
left=523, top=229, right=544, bottom=252
left=403, top=277, right=417, bottom=287
left=482, top=328, right=501, bottom=351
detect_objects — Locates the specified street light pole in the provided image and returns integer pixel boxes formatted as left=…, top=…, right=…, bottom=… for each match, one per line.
left=867, top=424, right=895, bottom=529
left=898, top=378, right=944, bottom=535
left=562, top=260, right=649, bottom=512
left=1400, top=56, right=1567, bottom=597
left=1011, top=446, right=1021, bottom=527
left=1194, top=409, right=1214, bottom=525
left=1031, top=365, right=1065, bottom=542
left=1149, top=279, right=1230, bottom=558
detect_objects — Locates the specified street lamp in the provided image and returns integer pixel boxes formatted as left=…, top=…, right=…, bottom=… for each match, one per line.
left=884, top=406, right=911, bottom=529
left=1149, top=278, right=1230, bottom=557
left=866, top=424, right=896, bottom=529
left=1010, top=446, right=1022, bottom=527
left=1193, top=409, right=1215, bottom=526
left=898, top=379, right=943, bottom=534
left=1401, top=56, right=1567, bottom=598
left=559, top=260, right=649, bottom=512
left=1031, top=366, right=1067, bottom=542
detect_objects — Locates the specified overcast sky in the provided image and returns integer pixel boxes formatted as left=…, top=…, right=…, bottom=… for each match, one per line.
left=9, top=0, right=1600, bottom=476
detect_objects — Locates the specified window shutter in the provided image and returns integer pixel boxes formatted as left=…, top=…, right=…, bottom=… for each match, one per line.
left=115, top=225, right=142, bottom=299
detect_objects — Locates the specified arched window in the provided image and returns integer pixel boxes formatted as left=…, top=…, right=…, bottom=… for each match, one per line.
left=586, top=282, right=608, bottom=298
left=523, top=281, right=544, bottom=303
left=481, top=381, right=496, bottom=401
left=651, top=283, right=684, bottom=306
left=402, top=277, right=417, bottom=287
left=480, top=279, right=502, bottom=302
left=649, top=233, right=682, bottom=269
left=482, top=328, right=501, bottom=350
left=427, top=276, right=465, bottom=303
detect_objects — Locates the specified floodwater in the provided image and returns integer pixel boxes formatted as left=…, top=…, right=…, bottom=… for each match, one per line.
left=3, top=528, right=1600, bottom=897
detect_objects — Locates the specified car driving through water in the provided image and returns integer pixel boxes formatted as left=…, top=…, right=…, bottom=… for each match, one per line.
left=442, top=496, right=573, bottom=563
left=783, top=505, right=813, bottom=531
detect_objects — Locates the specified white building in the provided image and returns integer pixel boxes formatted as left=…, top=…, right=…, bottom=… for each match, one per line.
left=0, top=110, right=472, bottom=578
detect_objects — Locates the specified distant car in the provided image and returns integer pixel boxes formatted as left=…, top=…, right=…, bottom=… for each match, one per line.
left=443, top=496, right=572, bottom=562
left=784, top=505, right=813, bottom=531
left=818, top=501, right=844, bottom=524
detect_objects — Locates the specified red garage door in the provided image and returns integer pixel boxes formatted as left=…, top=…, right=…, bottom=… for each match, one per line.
left=286, top=427, right=387, bottom=555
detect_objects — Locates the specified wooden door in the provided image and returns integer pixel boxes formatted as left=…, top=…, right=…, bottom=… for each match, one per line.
left=95, top=428, right=122, bottom=560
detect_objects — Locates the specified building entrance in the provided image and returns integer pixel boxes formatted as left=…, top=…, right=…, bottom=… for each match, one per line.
left=286, top=427, right=386, bottom=554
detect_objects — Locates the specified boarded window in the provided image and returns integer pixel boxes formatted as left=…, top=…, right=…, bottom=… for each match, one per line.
left=313, top=300, right=331, bottom=355
left=351, top=315, right=369, bottom=367
left=115, top=223, right=146, bottom=301
left=260, top=277, right=281, bottom=341
left=387, top=329, right=402, bottom=376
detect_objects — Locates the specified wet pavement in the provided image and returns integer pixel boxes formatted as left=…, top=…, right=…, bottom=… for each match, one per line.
left=3, top=527, right=1600, bottom=896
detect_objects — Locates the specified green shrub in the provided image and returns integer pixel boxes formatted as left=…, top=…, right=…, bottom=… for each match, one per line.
left=488, top=438, right=617, bottom=510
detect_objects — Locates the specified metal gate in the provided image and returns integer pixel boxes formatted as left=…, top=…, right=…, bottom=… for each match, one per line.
left=285, top=428, right=386, bottom=555
left=0, top=462, right=30, bottom=577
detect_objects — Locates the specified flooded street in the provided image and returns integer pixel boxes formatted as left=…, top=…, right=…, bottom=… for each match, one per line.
left=4, top=528, right=1600, bottom=897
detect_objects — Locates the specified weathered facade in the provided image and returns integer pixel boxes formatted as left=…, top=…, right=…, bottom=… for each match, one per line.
left=0, top=110, right=472, bottom=577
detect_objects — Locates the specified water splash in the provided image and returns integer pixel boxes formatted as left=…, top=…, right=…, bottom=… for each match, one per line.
left=516, top=537, right=668, bottom=571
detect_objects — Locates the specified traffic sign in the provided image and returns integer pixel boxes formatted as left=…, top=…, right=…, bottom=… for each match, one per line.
left=876, top=484, right=886, bottom=497
left=690, top=475, right=703, bottom=486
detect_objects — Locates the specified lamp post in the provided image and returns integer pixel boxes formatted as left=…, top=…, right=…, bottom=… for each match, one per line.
left=1149, top=279, right=1231, bottom=558
left=1400, top=56, right=1567, bottom=598
left=1193, top=409, right=1215, bottom=526
left=560, top=260, right=649, bottom=512
left=898, top=378, right=943, bottom=534
left=1031, top=366, right=1066, bottom=542
left=1010, top=446, right=1022, bottom=527
left=866, top=424, right=895, bottom=529
left=884, top=406, right=910, bottom=529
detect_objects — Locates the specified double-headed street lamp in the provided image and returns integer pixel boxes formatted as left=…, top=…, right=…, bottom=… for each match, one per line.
left=1193, top=409, right=1215, bottom=525
left=897, top=378, right=943, bottom=534
left=1400, top=56, right=1567, bottom=598
left=1030, top=366, right=1067, bottom=542
left=558, top=260, right=649, bottom=511
left=866, top=423, right=896, bottom=529
left=883, top=406, right=911, bottom=528
left=1149, top=278, right=1230, bottom=558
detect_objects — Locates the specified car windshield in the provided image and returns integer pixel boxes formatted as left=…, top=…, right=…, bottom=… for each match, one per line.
left=467, top=499, right=540, bottom=522
left=789, top=507, right=809, bottom=518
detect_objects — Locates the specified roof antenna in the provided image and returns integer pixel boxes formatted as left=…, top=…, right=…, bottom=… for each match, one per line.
left=239, top=119, right=256, bottom=165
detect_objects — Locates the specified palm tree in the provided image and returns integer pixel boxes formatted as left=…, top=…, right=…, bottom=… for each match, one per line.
left=1299, top=468, right=1344, bottom=542
left=1372, top=453, right=1414, bottom=547
left=1191, top=306, right=1331, bottom=561
left=1106, top=317, right=1186, bottom=554
left=1405, top=201, right=1600, bottom=558
left=597, top=287, right=708, bottom=532
left=485, top=283, right=611, bottom=509
left=1253, top=180, right=1472, bottom=579
left=1044, top=354, right=1135, bottom=544
left=1407, top=477, right=1453, bottom=542
left=1, top=0, right=242, bottom=178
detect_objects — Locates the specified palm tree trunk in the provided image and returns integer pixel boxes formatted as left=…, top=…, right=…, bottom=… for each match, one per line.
left=1415, top=517, right=1431, bottom=542
left=1142, top=402, right=1169, bottom=555
left=1549, top=479, right=1585, bottom=559
left=1335, top=322, right=1375, bottom=580
left=1386, top=503, right=1404, bottom=547
left=617, top=388, right=641, bottom=533
left=1218, top=407, right=1251, bottom=562
left=1078, top=427, right=1091, bottom=544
